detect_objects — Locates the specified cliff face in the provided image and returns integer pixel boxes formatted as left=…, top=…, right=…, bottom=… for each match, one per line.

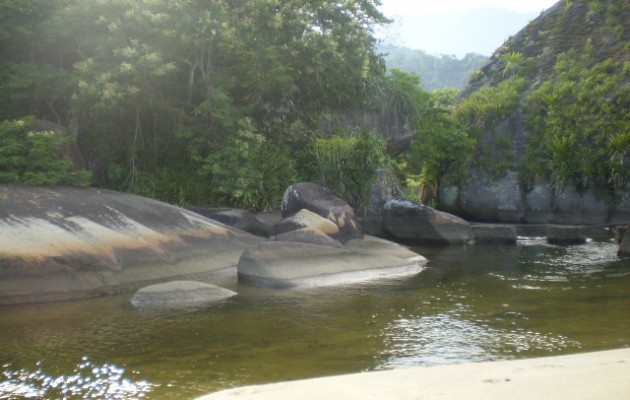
left=442, top=0, right=630, bottom=225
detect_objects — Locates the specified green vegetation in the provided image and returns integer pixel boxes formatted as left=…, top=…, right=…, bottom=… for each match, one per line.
left=1, top=0, right=627, bottom=212
left=299, top=131, right=390, bottom=215
left=0, top=117, right=91, bottom=186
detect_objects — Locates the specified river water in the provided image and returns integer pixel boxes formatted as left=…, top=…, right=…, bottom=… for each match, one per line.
left=1, top=238, right=629, bottom=399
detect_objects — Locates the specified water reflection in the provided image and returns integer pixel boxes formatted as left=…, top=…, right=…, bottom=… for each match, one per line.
left=378, top=313, right=581, bottom=369
left=0, top=357, right=154, bottom=399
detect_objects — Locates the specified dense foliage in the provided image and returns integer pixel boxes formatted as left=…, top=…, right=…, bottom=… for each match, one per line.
left=299, top=131, right=390, bottom=214
left=0, top=117, right=91, bottom=186
left=0, top=0, right=392, bottom=209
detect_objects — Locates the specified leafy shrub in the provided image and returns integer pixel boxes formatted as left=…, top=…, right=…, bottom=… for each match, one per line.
left=195, top=118, right=299, bottom=211
left=0, top=117, right=91, bottom=186
left=299, top=131, right=390, bottom=215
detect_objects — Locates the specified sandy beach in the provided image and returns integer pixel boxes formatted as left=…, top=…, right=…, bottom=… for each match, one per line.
left=196, top=348, right=630, bottom=400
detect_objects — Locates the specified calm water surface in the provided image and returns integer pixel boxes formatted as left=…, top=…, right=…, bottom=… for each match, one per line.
left=1, top=238, right=629, bottom=399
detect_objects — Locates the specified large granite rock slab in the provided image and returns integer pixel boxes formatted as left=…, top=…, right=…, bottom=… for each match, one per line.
left=131, top=281, right=236, bottom=309
left=237, top=236, right=426, bottom=288
left=0, top=185, right=263, bottom=305
left=382, top=199, right=471, bottom=245
left=282, top=182, right=363, bottom=242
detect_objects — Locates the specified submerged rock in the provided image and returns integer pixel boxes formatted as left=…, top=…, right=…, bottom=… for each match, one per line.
left=131, top=281, right=236, bottom=309
left=0, top=185, right=263, bottom=305
left=471, top=224, right=517, bottom=244
left=547, top=225, right=587, bottom=245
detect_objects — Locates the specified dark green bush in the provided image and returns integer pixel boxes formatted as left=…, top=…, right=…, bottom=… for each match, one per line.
left=0, top=117, right=91, bottom=186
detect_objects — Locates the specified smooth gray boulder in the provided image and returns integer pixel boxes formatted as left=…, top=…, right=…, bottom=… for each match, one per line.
left=272, top=209, right=341, bottom=238
left=282, top=182, right=363, bottom=242
left=237, top=236, right=427, bottom=288
left=0, top=185, right=263, bottom=305
left=131, top=281, right=236, bottom=309
left=471, top=224, right=517, bottom=244
left=382, top=199, right=471, bottom=244
left=547, top=225, right=587, bottom=245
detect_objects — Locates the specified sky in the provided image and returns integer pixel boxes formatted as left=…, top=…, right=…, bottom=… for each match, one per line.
left=377, top=0, right=561, bottom=57
left=379, top=0, right=560, bottom=15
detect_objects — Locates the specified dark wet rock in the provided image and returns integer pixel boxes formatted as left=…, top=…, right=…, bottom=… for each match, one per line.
left=459, top=171, right=524, bottom=222
left=382, top=199, right=471, bottom=245
left=282, top=182, right=362, bottom=242
left=272, top=209, right=340, bottom=238
left=615, top=226, right=627, bottom=245
left=471, top=224, right=517, bottom=244
left=619, top=224, right=630, bottom=257
left=274, top=227, right=344, bottom=248
left=237, top=236, right=426, bottom=288
left=552, top=186, right=609, bottom=225
left=547, top=225, right=587, bottom=245
left=130, top=281, right=236, bottom=309
left=0, top=185, right=263, bottom=305
left=209, top=209, right=271, bottom=237
left=524, top=185, right=554, bottom=223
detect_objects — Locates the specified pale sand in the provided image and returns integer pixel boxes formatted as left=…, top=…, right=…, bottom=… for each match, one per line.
left=196, top=348, right=630, bottom=400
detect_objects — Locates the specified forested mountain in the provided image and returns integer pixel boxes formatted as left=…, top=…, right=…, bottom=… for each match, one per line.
left=378, top=44, right=487, bottom=90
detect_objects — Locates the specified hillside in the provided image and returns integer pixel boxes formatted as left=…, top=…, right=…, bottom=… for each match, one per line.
left=379, top=44, right=487, bottom=90
left=440, top=0, right=630, bottom=224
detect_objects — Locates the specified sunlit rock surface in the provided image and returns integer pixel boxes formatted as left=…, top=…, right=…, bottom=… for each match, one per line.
left=0, top=185, right=263, bottom=305
left=238, top=235, right=426, bottom=288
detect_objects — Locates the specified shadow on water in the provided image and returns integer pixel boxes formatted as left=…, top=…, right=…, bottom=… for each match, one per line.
left=1, top=239, right=629, bottom=399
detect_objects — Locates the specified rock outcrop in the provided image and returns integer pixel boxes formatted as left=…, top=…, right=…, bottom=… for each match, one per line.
left=441, top=0, right=629, bottom=226
left=0, top=185, right=263, bottom=305
left=282, top=182, right=363, bottom=242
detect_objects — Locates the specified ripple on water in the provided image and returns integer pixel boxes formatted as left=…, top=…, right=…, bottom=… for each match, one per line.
left=377, top=314, right=581, bottom=369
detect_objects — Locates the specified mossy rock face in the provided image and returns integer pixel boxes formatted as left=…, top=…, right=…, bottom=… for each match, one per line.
left=0, top=185, right=263, bottom=305
left=453, top=0, right=629, bottom=215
